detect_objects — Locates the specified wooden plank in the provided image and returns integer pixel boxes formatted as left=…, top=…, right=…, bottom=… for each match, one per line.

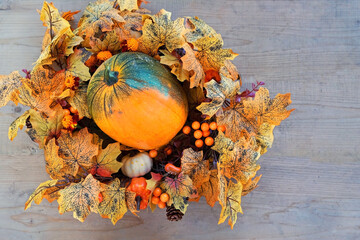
left=0, top=0, right=359, bottom=239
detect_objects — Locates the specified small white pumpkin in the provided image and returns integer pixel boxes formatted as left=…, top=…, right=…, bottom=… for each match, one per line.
left=121, top=152, right=153, bottom=178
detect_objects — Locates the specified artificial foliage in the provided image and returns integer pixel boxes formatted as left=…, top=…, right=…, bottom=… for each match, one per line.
left=0, top=0, right=293, bottom=228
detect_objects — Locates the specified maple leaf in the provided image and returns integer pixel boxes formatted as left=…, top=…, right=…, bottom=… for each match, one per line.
left=8, top=110, right=30, bottom=141
left=183, top=81, right=205, bottom=110
left=140, top=9, right=186, bottom=54
left=256, top=122, right=275, bottom=154
left=193, top=35, right=238, bottom=71
left=98, top=179, right=128, bottom=224
left=125, top=189, right=138, bottom=216
left=66, top=48, right=92, bottom=82
left=57, top=128, right=99, bottom=176
left=62, top=10, right=81, bottom=21
left=244, top=87, right=294, bottom=126
left=212, top=132, right=261, bottom=184
left=26, top=108, right=65, bottom=149
left=160, top=173, right=198, bottom=214
left=89, top=30, right=122, bottom=54
left=181, top=43, right=205, bottom=88
left=94, top=142, right=122, bottom=175
left=197, top=169, right=219, bottom=207
left=58, top=174, right=102, bottom=222
left=76, top=0, right=125, bottom=38
left=181, top=148, right=210, bottom=189
left=217, top=87, right=293, bottom=142
left=242, top=175, right=262, bottom=196
left=0, top=72, right=22, bottom=108
left=159, top=49, right=189, bottom=83
left=25, top=179, right=59, bottom=210
left=117, top=0, right=139, bottom=11
left=44, top=138, right=68, bottom=179
left=197, top=75, right=240, bottom=118
left=220, top=60, right=240, bottom=81
left=184, top=16, right=220, bottom=44
left=67, top=83, right=91, bottom=119
left=218, top=173, right=243, bottom=229
left=40, top=1, right=71, bottom=35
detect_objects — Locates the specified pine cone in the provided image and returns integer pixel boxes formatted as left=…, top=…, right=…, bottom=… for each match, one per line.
left=166, top=205, right=184, bottom=222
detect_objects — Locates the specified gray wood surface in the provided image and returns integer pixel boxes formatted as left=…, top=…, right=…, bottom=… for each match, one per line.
left=1, top=0, right=359, bottom=239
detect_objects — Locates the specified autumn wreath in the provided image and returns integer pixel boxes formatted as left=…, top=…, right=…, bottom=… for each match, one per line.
left=0, top=0, right=293, bottom=228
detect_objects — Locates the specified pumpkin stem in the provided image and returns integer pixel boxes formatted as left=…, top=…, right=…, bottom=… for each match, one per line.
left=135, top=195, right=142, bottom=211
left=104, top=66, right=119, bottom=86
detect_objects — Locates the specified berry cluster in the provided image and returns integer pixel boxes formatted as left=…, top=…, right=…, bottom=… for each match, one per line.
left=182, top=121, right=225, bottom=148
left=151, top=187, right=169, bottom=209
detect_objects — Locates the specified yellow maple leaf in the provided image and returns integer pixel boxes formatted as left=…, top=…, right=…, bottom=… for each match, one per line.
left=242, top=175, right=262, bottom=196
left=98, top=179, right=128, bottom=224
left=24, top=179, right=59, bottom=210
left=197, top=169, right=219, bottom=207
left=256, top=122, right=275, bottom=154
left=159, top=49, right=189, bottom=83
left=67, top=83, right=92, bottom=119
left=160, top=173, right=198, bottom=214
left=89, top=30, right=123, bottom=54
left=57, top=128, right=99, bottom=176
left=39, top=1, right=71, bottom=35
left=181, top=43, right=205, bottom=88
left=0, top=72, right=23, bottom=108
left=26, top=108, right=65, bottom=149
left=220, top=60, right=240, bottom=81
left=183, top=81, right=205, bottom=110
left=184, top=16, right=220, bottom=44
left=125, top=189, right=138, bottom=216
left=197, top=75, right=240, bottom=118
left=244, top=87, right=294, bottom=126
left=66, top=48, right=92, bottom=82
left=58, top=174, right=102, bottom=222
left=117, top=0, right=138, bottom=11
left=95, top=142, right=122, bottom=174
left=44, top=138, right=68, bottom=179
left=140, top=9, right=186, bottom=54
left=193, top=35, right=238, bottom=71
left=212, top=132, right=261, bottom=184
left=181, top=148, right=210, bottom=189
left=218, top=172, right=243, bottom=229
left=8, top=110, right=30, bottom=141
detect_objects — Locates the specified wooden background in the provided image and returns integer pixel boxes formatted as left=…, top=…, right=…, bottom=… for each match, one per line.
left=0, top=0, right=359, bottom=239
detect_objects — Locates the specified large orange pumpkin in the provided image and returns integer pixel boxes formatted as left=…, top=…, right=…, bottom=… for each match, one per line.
left=87, top=52, right=188, bottom=150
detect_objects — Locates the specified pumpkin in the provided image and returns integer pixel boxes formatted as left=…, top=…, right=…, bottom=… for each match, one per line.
left=87, top=52, right=188, bottom=150
left=121, top=152, right=153, bottom=178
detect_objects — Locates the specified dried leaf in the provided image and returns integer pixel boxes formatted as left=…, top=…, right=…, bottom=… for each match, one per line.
left=44, top=138, right=67, bottom=179
left=220, top=60, right=240, bottom=81
left=8, top=110, right=30, bottom=141
left=181, top=43, right=205, bottom=88
left=256, top=123, right=275, bottom=154
left=160, top=173, right=198, bottom=214
left=117, top=0, right=138, bottom=11
left=197, top=169, right=219, bottom=207
left=89, top=30, right=122, bottom=53
left=40, top=2, right=70, bottom=34
left=66, top=48, right=92, bottom=82
left=68, top=83, right=91, bottom=119
left=125, top=189, right=138, bottom=216
left=95, top=142, right=122, bottom=174
left=212, top=132, right=261, bottom=184
left=218, top=173, right=243, bottom=229
left=159, top=49, right=189, bottom=83
left=184, top=16, right=220, bottom=44
left=98, top=179, right=127, bottom=224
left=57, top=128, right=98, bottom=176
left=62, top=10, right=81, bottom=21
left=242, top=175, right=262, bottom=196
left=193, top=35, right=238, bottom=71
left=140, top=9, right=186, bottom=54
left=25, top=179, right=59, bottom=210
left=26, top=108, right=65, bottom=149
left=197, top=75, right=240, bottom=118
left=181, top=148, right=210, bottom=188
left=58, top=174, right=102, bottom=222
left=0, top=72, right=22, bottom=108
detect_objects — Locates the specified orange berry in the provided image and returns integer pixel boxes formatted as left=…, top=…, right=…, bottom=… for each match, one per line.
left=182, top=126, right=191, bottom=135
left=205, top=137, right=214, bottom=146
left=69, top=106, right=78, bottom=114
left=202, top=130, right=211, bottom=137
left=194, top=130, right=203, bottom=139
left=160, top=193, right=169, bottom=203
left=165, top=147, right=172, bottom=155
left=158, top=201, right=166, bottom=209
left=127, top=38, right=139, bottom=52
left=195, top=139, right=203, bottom=148
left=209, top=122, right=217, bottom=130
left=201, top=122, right=209, bottom=132
left=63, top=109, right=71, bottom=116
left=149, top=149, right=158, bottom=158
left=151, top=196, right=160, bottom=205
left=153, top=187, right=162, bottom=197
left=97, top=50, right=113, bottom=61
left=217, top=125, right=226, bottom=133
left=192, top=121, right=200, bottom=130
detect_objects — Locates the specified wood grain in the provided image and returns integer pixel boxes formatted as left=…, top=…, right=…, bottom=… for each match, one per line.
left=1, top=0, right=360, bottom=239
